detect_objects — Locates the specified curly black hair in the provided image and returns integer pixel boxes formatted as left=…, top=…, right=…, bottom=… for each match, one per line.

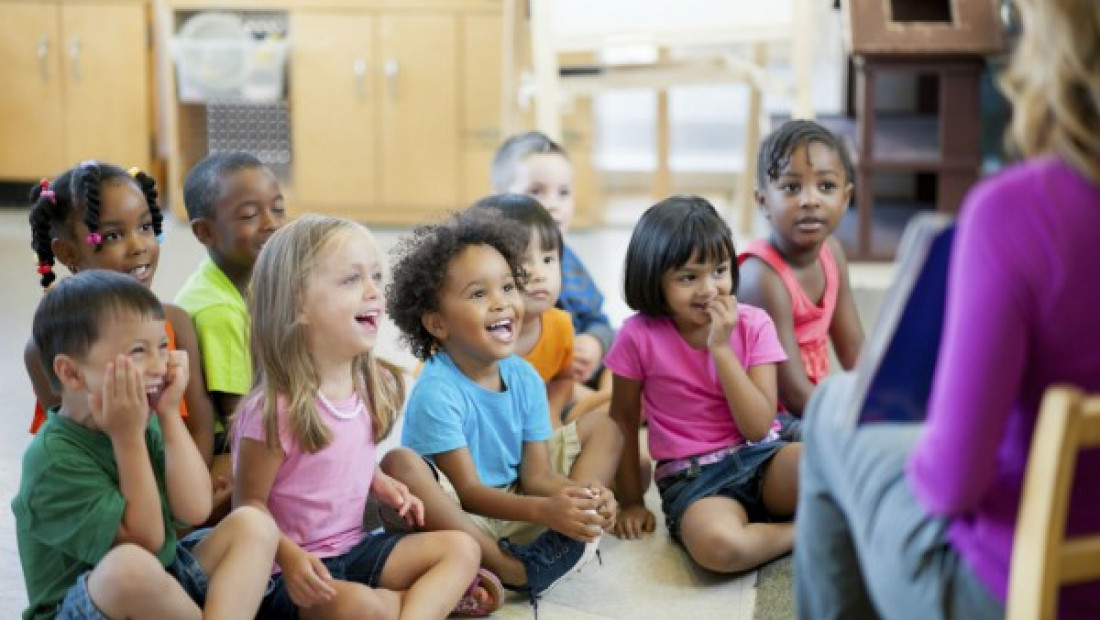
left=29, top=161, right=164, bottom=289
left=386, top=209, right=529, bottom=361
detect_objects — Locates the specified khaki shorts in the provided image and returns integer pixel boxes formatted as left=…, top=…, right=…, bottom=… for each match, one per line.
left=436, top=422, right=582, bottom=545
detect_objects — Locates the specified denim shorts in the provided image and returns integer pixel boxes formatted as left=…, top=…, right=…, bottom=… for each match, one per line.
left=57, top=529, right=211, bottom=620
left=656, top=441, right=787, bottom=543
left=259, top=530, right=405, bottom=620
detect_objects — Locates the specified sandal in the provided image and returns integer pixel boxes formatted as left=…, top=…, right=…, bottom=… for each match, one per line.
left=451, top=567, right=504, bottom=617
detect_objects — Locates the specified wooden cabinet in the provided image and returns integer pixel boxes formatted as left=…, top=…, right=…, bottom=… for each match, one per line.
left=0, top=0, right=151, bottom=181
left=159, top=0, right=506, bottom=225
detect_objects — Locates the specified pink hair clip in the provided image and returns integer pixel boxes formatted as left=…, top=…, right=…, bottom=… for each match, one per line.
left=86, top=232, right=102, bottom=246
left=41, top=190, right=55, bottom=204
left=36, top=263, right=52, bottom=276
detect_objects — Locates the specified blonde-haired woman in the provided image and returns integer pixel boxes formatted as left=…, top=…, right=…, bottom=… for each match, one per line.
left=795, top=1, right=1100, bottom=618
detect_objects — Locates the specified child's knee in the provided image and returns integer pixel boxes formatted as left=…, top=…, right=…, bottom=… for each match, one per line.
left=89, top=544, right=173, bottom=604
left=379, top=446, right=425, bottom=479
left=220, top=505, right=280, bottom=547
left=440, top=530, right=481, bottom=567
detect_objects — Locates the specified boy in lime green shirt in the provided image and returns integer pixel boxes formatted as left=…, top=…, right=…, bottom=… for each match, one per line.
left=175, top=152, right=286, bottom=426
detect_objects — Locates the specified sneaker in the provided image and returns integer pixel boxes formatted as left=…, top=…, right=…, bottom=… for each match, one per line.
left=500, top=529, right=599, bottom=601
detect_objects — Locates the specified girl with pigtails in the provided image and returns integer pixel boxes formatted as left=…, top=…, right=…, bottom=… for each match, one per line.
left=24, top=161, right=221, bottom=487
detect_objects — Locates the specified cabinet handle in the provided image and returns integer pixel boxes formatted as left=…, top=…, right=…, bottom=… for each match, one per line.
left=37, top=35, right=50, bottom=80
left=353, top=59, right=367, bottom=96
left=384, top=59, right=399, bottom=100
left=69, top=37, right=81, bottom=82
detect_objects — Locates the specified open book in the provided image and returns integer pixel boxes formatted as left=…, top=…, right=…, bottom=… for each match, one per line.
left=847, top=213, right=957, bottom=426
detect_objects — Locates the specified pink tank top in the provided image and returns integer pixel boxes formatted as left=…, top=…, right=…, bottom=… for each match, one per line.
left=738, top=239, right=838, bottom=384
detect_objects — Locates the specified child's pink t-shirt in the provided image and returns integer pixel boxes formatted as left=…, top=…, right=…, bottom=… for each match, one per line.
left=233, top=391, right=375, bottom=571
left=738, top=239, right=838, bottom=385
left=603, top=304, right=787, bottom=461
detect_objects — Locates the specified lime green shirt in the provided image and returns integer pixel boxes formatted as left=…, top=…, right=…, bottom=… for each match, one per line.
left=12, top=411, right=176, bottom=620
left=175, top=257, right=251, bottom=396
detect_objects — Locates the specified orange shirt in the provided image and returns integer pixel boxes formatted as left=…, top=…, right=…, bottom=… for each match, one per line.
left=522, top=308, right=574, bottom=382
left=30, top=319, right=190, bottom=433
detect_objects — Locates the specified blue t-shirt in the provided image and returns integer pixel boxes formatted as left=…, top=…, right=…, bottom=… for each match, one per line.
left=402, top=353, right=552, bottom=487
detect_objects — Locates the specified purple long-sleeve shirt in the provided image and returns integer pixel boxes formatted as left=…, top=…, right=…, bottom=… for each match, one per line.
left=907, top=157, right=1100, bottom=615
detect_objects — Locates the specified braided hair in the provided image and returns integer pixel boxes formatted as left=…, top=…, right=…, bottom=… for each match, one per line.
left=29, top=161, right=165, bottom=290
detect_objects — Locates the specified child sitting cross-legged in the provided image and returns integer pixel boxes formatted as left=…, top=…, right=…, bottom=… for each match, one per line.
left=13, top=269, right=279, bottom=620
left=380, top=209, right=621, bottom=615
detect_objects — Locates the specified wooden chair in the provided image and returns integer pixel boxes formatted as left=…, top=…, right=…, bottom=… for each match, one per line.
left=1007, top=386, right=1100, bottom=620
left=512, top=0, right=816, bottom=233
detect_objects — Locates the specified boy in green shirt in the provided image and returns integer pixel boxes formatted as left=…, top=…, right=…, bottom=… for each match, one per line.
left=175, top=152, right=287, bottom=426
left=13, top=270, right=278, bottom=620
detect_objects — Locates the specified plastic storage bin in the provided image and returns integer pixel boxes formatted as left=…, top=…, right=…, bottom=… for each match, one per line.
left=172, top=13, right=288, bottom=103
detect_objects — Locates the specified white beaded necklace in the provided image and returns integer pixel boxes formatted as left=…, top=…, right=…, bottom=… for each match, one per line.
left=316, top=389, right=364, bottom=420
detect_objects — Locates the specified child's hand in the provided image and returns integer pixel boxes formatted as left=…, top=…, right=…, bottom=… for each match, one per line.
left=153, top=350, right=189, bottom=418
left=542, top=486, right=602, bottom=542
left=282, top=546, right=337, bottom=608
left=572, top=334, right=603, bottom=382
left=587, top=483, right=619, bottom=532
left=371, top=471, right=425, bottom=527
left=706, top=294, right=739, bottom=351
left=611, top=504, right=655, bottom=540
left=89, top=355, right=149, bottom=439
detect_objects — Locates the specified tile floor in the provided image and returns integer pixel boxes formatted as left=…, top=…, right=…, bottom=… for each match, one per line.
left=0, top=204, right=893, bottom=619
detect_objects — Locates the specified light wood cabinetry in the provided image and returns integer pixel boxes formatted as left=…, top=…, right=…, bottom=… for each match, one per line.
left=0, top=0, right=151, bottom=181
left=158, top=0, right=507, bottom=225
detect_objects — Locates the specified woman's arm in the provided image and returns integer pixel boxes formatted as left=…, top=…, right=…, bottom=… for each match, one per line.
left=165, top=304, right=216, bottom=467
left=826, top=237, right=865, bottom=370
left=909, top=194, right=1030, bottom=515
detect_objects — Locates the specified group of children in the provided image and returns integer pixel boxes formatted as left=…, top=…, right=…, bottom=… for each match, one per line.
left=14, top=118, right=866, bottom=620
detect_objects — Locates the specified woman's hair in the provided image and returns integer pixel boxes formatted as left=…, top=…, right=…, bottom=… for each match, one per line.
left=756, top=119, right=855, bottom=189
left=999, top=0, right=1100, bottom=183
left=244, top=214, right=404, bottom=453
left=33, top=270, right=164, bottom=391
left=387, top=209, right=528, bottom=361
left=490, top=131, right=570, bottom=192
left=29, top=161, right=164, bottom=289
left=470, top=193, right=563, bottom=256
left=623, top=195, right=738, bottom=317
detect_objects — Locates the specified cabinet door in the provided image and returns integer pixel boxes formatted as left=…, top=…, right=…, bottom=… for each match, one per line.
left=460, top=13, right=502, bottom=204
left=0, top=2, right=64, bottom=179
left=378, top=13, right=457, bottom=210
left=290, top=11, right=376, bottom=211
left=61, top=2, right=150, bottom=170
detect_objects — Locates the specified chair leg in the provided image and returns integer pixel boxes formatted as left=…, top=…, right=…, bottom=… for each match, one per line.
left=738, top=44, right=767, bottom=238
left=529, top=0, right=562, bottom=140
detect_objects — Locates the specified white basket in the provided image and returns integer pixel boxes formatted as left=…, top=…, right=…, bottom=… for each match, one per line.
left=172, top=37, right=288, bottom=103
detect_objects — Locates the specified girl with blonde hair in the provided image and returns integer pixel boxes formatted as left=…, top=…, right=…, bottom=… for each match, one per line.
left=233, top=214, right=500, bottom=620
left=795, top=1, right=1100, bottom=618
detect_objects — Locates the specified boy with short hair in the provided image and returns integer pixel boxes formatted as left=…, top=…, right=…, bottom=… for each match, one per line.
left=491, top=132, right=613, bottom=387
left=13, top=270, right=278, bottom=620
left=175, top=151, right=286, bottom=424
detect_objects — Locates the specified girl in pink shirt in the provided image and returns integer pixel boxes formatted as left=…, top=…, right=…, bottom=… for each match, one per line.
left=738, top=120, right=864, bottom=434
left=233, top=215, right=500, bottom=620
left=606, top=196, right=800, bottom=574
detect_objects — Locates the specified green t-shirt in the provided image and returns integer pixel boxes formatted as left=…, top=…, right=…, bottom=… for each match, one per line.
left=11, top=411, right=177, bottom=620
left=175, top=257, right=251, bottom=396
